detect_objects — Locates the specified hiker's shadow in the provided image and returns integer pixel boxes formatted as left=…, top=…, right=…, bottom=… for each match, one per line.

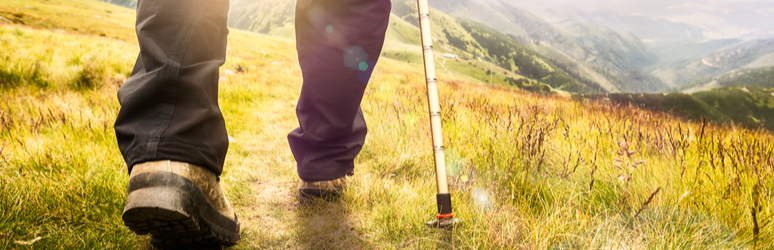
left=294, top=196, right=369, bottom=250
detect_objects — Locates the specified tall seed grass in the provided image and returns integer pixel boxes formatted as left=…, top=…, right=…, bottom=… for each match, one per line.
left=353, top=71, right=773, bottom=248
left=0, top=24, right=140, bottom=248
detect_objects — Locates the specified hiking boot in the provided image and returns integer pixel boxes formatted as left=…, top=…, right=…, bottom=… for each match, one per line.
left=298, top=175, right=349, bottom=202
left=122, top=160, right=240, bottom=249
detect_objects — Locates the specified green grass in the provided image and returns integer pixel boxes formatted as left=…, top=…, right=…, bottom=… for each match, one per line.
left=2, top=0, right=774, bottom=249
left=574, top=92, right=730, bottom=123
left=0, top=0, right=136, bottom=41
left=227, top=0, right=295, bottom=38
left=694, top=86, right=774, bottom=130
left=673, top=65, right=774, bottom=93
left=577, top=86, right=774, bottom=132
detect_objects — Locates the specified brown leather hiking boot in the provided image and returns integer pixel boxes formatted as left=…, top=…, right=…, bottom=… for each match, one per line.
left=122, top=160, right=240, bottom=249
left=298, top=175, right=349, bottom=202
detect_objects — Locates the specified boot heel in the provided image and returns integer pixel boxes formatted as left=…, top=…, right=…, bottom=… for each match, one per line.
left=122, top=187, right=200, bottom=235
left=121, top=161, right=240, bottom=248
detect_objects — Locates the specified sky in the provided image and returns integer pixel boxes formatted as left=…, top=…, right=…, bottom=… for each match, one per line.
left=508, top=0, right=774, bottom=39
left=520, top=0, right=763, bottom=13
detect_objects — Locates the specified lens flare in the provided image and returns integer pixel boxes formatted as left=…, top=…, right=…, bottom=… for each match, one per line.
left=358, top=61, right=369, bottom=71
left=343, top=45, right=368, bottom=70
left=472, top=188, right=494, bottom=211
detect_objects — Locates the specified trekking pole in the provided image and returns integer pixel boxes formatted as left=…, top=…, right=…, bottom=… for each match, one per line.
left=417, top=0, right=460, bottom=228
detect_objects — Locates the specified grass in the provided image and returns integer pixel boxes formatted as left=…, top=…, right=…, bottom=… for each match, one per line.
left=0, top=0, right=135, bottom=41
left=573, top=93, right=730, bottom=124
left=1, top=0, right=774, bottom=249
left=576, top=86, right=774, bottom=132
left=693, top=86, right=774, bottom=131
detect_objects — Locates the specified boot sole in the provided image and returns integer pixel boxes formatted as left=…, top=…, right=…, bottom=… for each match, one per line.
left=122, top=171, right=240, bottom=249
left=299, top=188, right=342, bottom=204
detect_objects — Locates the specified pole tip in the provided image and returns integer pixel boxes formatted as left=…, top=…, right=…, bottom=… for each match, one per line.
left=426, top=217, right=461, bottom=229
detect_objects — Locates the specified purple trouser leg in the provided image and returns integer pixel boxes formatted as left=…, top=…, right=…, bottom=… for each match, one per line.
left=289, top=0, right=391, bottom=182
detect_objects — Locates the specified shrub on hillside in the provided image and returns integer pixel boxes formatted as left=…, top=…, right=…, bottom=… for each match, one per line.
left=0, top=59, right=48, bottom=88
left=72, top=62, right=107, bottom=90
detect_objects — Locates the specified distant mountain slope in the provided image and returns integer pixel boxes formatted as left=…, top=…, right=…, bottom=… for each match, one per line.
left=651, top=39, right=774, bottom=88
left=570, top=10, right=706, bottom=45
left=671, top=65, right=774, bottom=93
left=429, top=0, right=660, bottom=72
left=425, top=0, right=530, bottom=38
left=541, top=1, right=774, bottom=43
left=648, top=39, right=750, bottom=64
left=519, top=40, right=625, bottom=93
left=427, top=0, right=662, bottom=86
left=618, top=70, right=669, bottom=93
left=578, top=86, right=774, bottom=131
left=227, top=0, right=295, bottom=37
left=550, top=19, right=660, bottom=73
left=390, top=0, right=597, bottom=93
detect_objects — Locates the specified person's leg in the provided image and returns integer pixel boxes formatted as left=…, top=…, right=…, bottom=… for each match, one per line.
left=115, top=0, right=230, bottom=176
left=114, top=0, right=239, bottom=247
left=289, top=0, right=392, bottom=184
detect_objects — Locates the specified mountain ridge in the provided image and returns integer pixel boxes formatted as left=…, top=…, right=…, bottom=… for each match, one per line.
left=427, top=0, right=666, bottom=92
left=652, top=39, right=774, bottom=88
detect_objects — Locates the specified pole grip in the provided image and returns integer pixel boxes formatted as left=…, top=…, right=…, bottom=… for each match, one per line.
left=436, top=193, right=453, bottom=215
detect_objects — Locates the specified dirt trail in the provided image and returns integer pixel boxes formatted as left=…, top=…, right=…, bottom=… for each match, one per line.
left=437, top=57, right=454, bottom=77
left=221, top=97, right=369, bottom=249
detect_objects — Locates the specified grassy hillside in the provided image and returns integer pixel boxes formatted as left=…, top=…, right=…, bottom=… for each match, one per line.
left=575, top=93, right=730, bottom=123
left=381, top=12, right=551, bottom=93
left=1, top=0, right=135, bottom=41
left=522, top=38, right=626, bottom=93
left=2, top=0, right=774, bottom=249
left=97, top=0, right=135, bottom=9
left=693, top=86, right=774, bottom=130
left=578, top=86, right=774, bottom=132
left=673, top=65, right=774, bottom=93
left=619, top=70, right=669, bottom=93
left=227, top=0, right=295, bottom=38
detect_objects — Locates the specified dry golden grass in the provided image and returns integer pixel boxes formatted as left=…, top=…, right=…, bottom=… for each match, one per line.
left=1, top=1, right=773, bottom=249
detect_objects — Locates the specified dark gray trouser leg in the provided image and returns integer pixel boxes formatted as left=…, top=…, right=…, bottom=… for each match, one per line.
left=114, top=0, right=230, bottom=175
left=289, top=0, right=391, bottom=182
